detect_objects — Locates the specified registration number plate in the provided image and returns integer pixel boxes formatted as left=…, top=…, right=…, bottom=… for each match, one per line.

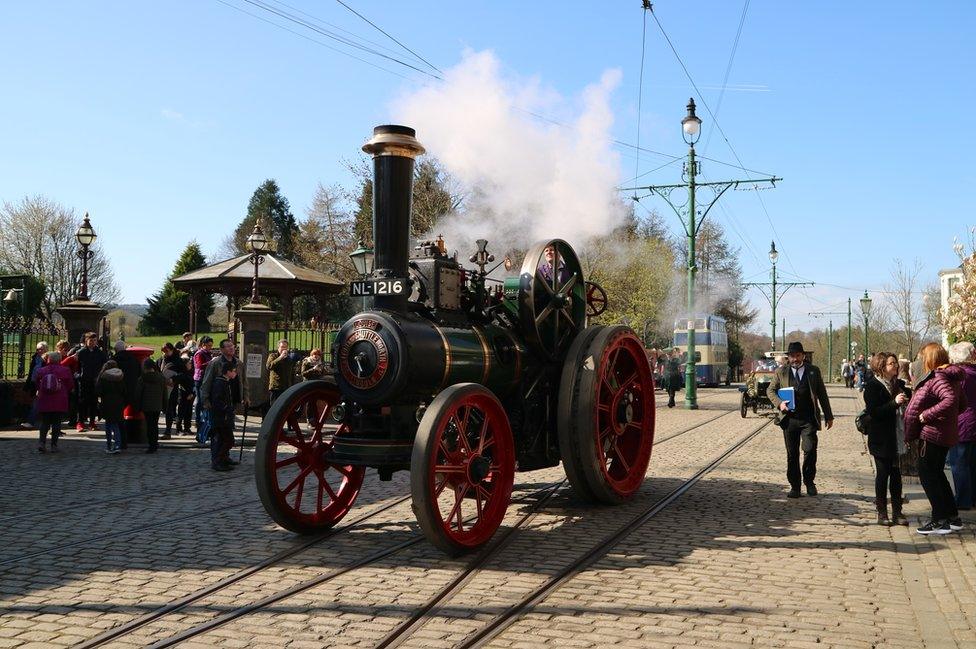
left=349, top=279, right=408, bottom=296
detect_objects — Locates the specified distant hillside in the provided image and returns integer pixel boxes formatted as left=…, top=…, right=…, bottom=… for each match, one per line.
left=109, top=303, right=148, bottom=317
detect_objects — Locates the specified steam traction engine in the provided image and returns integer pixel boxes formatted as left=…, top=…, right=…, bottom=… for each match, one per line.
left=255, top=125, right=656, bottom=555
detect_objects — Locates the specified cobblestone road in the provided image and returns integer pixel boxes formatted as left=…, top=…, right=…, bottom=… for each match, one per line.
left=2, top=386, right=974, bottom=648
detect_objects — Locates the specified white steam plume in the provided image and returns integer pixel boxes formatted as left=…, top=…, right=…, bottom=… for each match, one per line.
left=392, top=50, right=628, bottom=258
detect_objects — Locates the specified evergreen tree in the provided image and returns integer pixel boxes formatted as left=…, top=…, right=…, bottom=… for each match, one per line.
left=231, top=179, right=299, bottom=260
left=138, top=242, right=214, bottom=335
left=347, top=156, right=462, bottom=247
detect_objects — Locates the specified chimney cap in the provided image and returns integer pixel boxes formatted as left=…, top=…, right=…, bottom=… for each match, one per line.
left=363, top=124, right=425, bottom=158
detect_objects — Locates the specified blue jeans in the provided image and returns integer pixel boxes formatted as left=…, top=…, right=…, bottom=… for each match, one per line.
left=948, top=441, right=976, bottom=509
left=104, top=421, right=122, bottom=451
left=196, top=408, right=211, bottom=444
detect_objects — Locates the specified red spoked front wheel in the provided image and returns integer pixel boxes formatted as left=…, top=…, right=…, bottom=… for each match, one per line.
left=558, top=325, right=655, bottom=503
left=255, top=380, right=365, bottom=535
left=411, top=383, right=515, bottom=556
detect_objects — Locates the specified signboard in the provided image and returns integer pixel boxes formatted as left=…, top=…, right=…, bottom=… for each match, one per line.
left=246, top=353, right=263, bottom=379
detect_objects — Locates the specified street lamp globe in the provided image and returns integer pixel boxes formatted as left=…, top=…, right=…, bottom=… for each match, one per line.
left=245, top=224, right=270, bottom=253
left=768, top=240, right=779, bottom=265
left=349, top=240, right=375, bottom=277
left=860, top=290, right=873, bottom=316
left=681, top=97, right=702, bottom=145
left=75, top=213, right=97, bottom=247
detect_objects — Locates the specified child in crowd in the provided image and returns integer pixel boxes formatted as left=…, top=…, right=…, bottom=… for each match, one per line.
left=96, top=360, right=126, bottom=454
left=209, top=358, right=239, bottom=471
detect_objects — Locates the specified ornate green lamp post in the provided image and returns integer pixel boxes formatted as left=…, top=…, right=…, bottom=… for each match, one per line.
left=860, top=291, right=873, bottom=360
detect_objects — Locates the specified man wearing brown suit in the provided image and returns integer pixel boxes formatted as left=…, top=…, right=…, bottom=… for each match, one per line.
left=768, top=341, right=834, bottom=498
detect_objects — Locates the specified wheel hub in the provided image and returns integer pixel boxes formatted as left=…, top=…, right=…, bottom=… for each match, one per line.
left=467, top=455, right=491, bottom=483
left=612, top=391, right=635, bottom=435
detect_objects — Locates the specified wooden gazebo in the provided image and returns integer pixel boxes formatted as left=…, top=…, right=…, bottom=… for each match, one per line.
left=172, top=253, right=344, bottom=333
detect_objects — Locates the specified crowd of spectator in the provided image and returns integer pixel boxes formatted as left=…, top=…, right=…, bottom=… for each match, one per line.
left=860, top=341, right=976, bottom=535
left=23, top=332, right=327, bottom=471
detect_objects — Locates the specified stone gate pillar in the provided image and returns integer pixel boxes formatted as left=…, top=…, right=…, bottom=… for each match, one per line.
left=56, top=298, right=108, bottom=348
left=236, top=302, right=277, bottom=411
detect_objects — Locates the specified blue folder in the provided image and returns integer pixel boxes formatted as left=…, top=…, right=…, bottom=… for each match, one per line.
left=777, top=387, right=796, bottom=411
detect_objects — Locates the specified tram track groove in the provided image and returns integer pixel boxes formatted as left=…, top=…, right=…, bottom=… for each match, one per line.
left=455, top=418, right=774, bottom=649
left=138, top=482, right=567, bottom=649
left=73, top=492, right=414, bottom=649
left=133, top=408, right=740, bottom=648
left=375, top=409, right=742, bottom=647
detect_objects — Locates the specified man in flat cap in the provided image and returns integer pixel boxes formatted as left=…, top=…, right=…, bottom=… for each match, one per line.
left=768, top=341, right=834, bottom=498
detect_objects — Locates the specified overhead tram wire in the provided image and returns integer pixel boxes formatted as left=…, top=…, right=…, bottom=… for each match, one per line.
left=213, top=0, right=425, bottom=83
left=632, top=1, right=651, bottom=199
left=237, top=0, right=443, bottom=80
left=215, top=0, right=764, bottom=200
left=694, top=0, right=762, bottom=266
left=650, top=5, right=807, bottom=306
left=700, top=0, right=750, bottom=155
left=333, top=0, right=443, bottom=75
left=265, top=0, right=438, bottom=67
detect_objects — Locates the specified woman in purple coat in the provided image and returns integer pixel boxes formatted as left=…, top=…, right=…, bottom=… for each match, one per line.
left=904, top=342, right=969, bottom=535
left=33, top=351, right=75, bottom=453
left=947, top=342, right=976, bottom=511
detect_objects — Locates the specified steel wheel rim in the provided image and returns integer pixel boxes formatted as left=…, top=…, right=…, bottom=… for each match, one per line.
left=267, top=386, right=363, bottom=527
left=594, top=333, right=654, bottom=495
left=426, top=392, right=514, bottom=548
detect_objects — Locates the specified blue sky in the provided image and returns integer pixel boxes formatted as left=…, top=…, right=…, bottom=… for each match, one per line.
left=1, top=1, right=973, bottom=333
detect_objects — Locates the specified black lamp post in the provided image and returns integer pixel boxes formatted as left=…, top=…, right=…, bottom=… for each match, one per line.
left=859, top=290, right=873, bottom=359
left=349, top=240, right=375, bottom=309
left=74, top=213, right=97, bottom=301
left=246, top=223, right=270, bottom=304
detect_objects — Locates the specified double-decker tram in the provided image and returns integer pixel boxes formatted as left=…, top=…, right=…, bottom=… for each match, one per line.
left=672, top=314, right=728, bottom=387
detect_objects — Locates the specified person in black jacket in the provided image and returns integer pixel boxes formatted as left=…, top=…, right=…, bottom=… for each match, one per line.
left=112, top=341, right=142, bottom=449
left=863, top=352, right=911, bottom=526
left=76, top=332, right=107, bottom=431
left=209, top=358, right=239, bottom=471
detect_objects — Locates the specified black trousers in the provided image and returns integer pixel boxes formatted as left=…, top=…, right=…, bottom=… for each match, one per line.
left=79, top=379, right=98, bottom=425
left=165, top=388, right=179, bottom=433
left=666, top=376, right=681, bottom=406
left=873, top=455, right=903, bottom=504
left=39, top=412, right=63, bottom=447
left=145, top=410, right=160, bottom=451
left=917, top=440, right=958, bottom=521
left=783, top=417, right=818, bottom=489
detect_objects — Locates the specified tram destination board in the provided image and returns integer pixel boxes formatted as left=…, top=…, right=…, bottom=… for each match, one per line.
left=349, top=278, right=408, bottom=297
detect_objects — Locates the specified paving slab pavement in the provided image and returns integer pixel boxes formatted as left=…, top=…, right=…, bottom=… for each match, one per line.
left=1, top=385, right=975, bottom=648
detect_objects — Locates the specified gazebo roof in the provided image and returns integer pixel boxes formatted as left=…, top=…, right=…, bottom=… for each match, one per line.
left=172, top=253, right=344, bottom=297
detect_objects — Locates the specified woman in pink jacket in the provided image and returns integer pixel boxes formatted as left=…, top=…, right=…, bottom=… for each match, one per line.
left=33, top=351, right=75, bottom=453
left=904, top=342, right=969, bottom=535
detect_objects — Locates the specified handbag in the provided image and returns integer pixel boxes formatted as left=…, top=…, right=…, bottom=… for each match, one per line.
left=855, top=408, right=871, bottom=434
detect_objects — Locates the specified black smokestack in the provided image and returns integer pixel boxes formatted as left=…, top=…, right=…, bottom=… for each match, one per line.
left=361, top=124, right=425, bottom=311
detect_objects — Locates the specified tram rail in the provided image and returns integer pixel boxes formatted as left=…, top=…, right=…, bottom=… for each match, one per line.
left=117, top=406, right=748, bottom=648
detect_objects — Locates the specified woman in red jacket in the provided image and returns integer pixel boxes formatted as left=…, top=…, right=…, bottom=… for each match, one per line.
left=904, top=342, right=969, bottom=535
left=33, top=351, right=75, bottom=453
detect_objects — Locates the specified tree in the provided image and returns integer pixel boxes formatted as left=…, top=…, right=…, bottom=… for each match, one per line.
left=0, top=195, right=121, bottom=322
left=138, top=242, right=213, bottom=335
left=580, top=233, right=676, bottom=345
left=346, top=156, right=463, bottom=246
left=675, top=220, right=756, bottom=343
left=229, top=180, right=299, bottom=260
left=943, top=252, right=976, bottom=344
left=884, top=258, right=930, bottom=359
left=295, top=183, right=359, bottom=281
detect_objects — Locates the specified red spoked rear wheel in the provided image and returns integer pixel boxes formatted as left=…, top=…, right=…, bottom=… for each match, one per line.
left=255, top=380, right=365, bottom=535
left=558, top=325, right=655, bottom=503
left=411, top=383, right=515, bottom=556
